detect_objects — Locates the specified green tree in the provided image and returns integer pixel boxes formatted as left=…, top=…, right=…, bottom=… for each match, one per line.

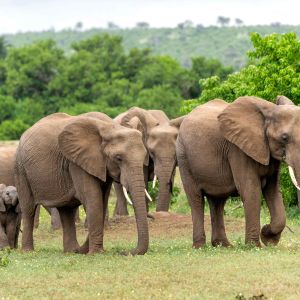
left=0, top=37, right=8, bottom=59
left=136, top=85, right=182, bottom=118
left=0, top=95, right=16, bottom=123
left=50, top=34, right=126, bottom=107
left=189, top=56, right=233, bottom=98
left=4, top=39, right=65, bottom=113
left=182, top=32, right=300, bottom=114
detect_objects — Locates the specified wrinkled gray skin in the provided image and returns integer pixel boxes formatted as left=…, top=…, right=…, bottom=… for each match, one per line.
left=114, top=107, right=184, bottom=214
left=177, top=96, right=299, bottom=248
left=0, top=184, right=21, bottom=249
left=15, top=112, right=149, bottom=255
left=0, top=145, right=62, bottom=230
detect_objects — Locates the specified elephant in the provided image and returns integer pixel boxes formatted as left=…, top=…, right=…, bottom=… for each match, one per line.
left=176, top=95, right=299, bottom=248
left=0, top=184, right=21, bottom=249
left=113, top=107, right=184, bottom=215
left=15, top=112, right=149, bottom=255
left=0, top=145, right=63, bottom=230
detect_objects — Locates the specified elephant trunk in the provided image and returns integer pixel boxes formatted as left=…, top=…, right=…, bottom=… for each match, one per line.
left=155, top=160, right=176, bottom=212
left=129, top=172, right=149, bottom=255
left=156, top=177, right=172, bottom=211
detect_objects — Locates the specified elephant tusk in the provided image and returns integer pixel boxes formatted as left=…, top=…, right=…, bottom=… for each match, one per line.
left=152, top=175, right=157, bottom=189
left=145, top=189, right=153, bottom=202
left=288, top=166, right=300, bottom=190
left=122, top=186, right=133, bottom=205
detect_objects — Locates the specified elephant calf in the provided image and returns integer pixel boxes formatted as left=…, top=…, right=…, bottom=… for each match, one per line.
left=0, top=184, right=21, bottom=249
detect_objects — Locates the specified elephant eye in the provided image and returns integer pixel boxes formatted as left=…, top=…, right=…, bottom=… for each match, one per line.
left=281, top=133, right=289, bottom=144
left=6, top=192, right=9, bottom=195
left=115, top=154, right=122, bottom=162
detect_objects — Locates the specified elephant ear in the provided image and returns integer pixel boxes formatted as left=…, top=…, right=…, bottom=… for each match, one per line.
left=169, top=116, right=185, bottom=129
left=127, top=116, right=149, bottom=166
left=58, top=117, right=113, bottom=181
left=15, top=202, right=21, bottom=213
left=0, top=198, right=5, bottom=212
left=121, top=107, right=159, bottom=135
left=218, top=96, right=275, bottom=166
left=276, top=95, right=295, bottom=106
left=128, top=116, right=145, bottom=134
left=0, top=184, right=6, bottom=212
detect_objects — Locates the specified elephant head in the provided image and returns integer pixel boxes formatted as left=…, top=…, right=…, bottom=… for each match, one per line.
left=218, top=95, right=300, bottom=243
left=0, top=185, right=20, bottom=213
left=58, top=117, right=149, bottom=254
left=121, top=107, right=185, bottom=211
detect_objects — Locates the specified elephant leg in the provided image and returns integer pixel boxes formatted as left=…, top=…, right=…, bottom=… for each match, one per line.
left=113, top=182, right=129, bottom=216
left=43, top=206, right=62, bottom=230
left=230, top=154, right=261, bottom=246
left=103, top=182, right=112, bottom=227
left=33, top=204, right=40, bottom=229
left=82, top=208, right=108, bottom=230
left=207, top=197, right=231, bottom=247
left=70, top=163, right=105, bottom=254
left=261, top=172, right=286, bottom=246
left=178, top=165, right=206, bottom=248
left=51, top=208, right=62, bottom=230
left=57, top=205, right=80, bottom=253
left=0, top=224, right=9, bottom=249
left=75, top=207, right=81, bottom=223
left=6, top=217, right=18, bottom=249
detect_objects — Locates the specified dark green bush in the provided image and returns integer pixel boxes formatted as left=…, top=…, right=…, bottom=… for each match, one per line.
left=0, top=119, right=29, bottom=140
left=280, top=164, right=298, bottom=207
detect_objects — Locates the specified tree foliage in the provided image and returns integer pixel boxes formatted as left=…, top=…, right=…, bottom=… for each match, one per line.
left=182, top=32, right=300, bottom=114
left=0, top=33, right=231, bottom=139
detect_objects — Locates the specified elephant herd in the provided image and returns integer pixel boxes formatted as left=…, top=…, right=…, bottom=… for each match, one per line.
left=0, top=95, right=299, bottom=255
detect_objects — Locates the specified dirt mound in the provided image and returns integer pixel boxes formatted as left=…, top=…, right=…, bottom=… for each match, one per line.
left=106, top=212, right=244, bottom=240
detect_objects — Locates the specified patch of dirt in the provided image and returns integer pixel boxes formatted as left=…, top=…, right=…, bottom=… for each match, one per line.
left=104, top=212, right=245, bottom=240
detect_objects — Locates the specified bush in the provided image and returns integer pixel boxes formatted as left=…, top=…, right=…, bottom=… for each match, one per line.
left=147, top=181, right=181, bottom=207
left=0, top=119, right=29, bottom=140
left=280, top=164, right=298, bottom=207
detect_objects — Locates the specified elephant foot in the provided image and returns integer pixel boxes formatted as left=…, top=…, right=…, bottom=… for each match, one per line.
left=130, top=247, right=148, bottom=255
left=260, top=224, right=281, bottom=246
left=192, top=240, right=206, bottom=249
left=0, top=245, right=9, bottom=251
left=211, top=239, right=232, bottom=247
left=245, top=238, right=261, bottom=247
left=22, top=246, right=34, bottom=252
left=87, top=248, right=104, bottom=255
left=63, top=242, right=81, bottom=253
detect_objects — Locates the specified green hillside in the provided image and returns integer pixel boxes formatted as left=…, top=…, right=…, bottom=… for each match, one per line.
left=3, top=25, right=300, bottom=69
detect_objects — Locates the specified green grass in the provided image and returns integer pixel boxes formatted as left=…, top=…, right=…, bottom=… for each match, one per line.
left=0, top=200, right=299, bottom=300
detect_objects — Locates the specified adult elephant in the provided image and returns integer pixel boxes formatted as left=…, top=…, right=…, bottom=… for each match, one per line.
left=15, top=112, right=149, bottom=255
left=114, top=107, right=184, bottom=214
left=176, top=96, right=299, bottom=248
left=0, top=145, right=62, bottom=230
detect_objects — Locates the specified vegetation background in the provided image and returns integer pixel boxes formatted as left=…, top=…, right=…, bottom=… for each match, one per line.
left=1, top=20, right=300, bottom=299
left=1, top=23, right=299, bottom=207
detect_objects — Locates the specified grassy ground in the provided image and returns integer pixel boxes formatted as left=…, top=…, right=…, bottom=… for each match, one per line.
left=0, top=201, right=299, bottom=300
left=0, top=142, right=299, bottom=299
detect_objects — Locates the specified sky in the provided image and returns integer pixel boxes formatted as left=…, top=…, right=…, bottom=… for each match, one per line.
left=0, top=0, right=300, bottom=34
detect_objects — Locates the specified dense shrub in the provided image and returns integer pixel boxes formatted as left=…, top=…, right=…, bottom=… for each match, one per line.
left=0, top=33, right=232, bottom=139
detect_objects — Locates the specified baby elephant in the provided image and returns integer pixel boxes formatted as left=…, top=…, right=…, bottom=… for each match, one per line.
left=0, top=184, right=21, bottom=249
